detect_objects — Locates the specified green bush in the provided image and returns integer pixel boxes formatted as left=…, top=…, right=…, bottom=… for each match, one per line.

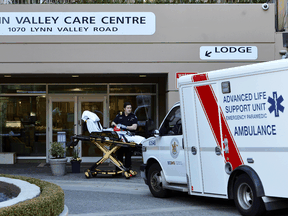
left=0, top=174, right=64, bottom=216
left=49, top=142, right=66, bottom=159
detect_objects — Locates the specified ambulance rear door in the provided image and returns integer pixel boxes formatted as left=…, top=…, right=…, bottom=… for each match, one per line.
left=181, top=86, right=203, bottom=194
left=190, top=82, right=227, bottom=196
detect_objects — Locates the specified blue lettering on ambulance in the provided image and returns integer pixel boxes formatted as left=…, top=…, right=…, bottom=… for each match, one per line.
left=223, top=93, right=253, bottom=103
left=234, top=125, right=276, bottom=136
left=225, top=104, right=251, bottom=113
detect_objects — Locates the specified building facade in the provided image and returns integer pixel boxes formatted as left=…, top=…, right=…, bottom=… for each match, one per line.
left=0, top=4, right=286, bottom=162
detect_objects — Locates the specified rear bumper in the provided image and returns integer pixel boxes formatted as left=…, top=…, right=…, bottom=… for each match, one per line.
left=140, top=163, right=147, bottom=185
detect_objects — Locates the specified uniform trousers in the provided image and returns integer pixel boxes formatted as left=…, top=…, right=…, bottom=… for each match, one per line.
left=116, top=146, right=132, bottom=169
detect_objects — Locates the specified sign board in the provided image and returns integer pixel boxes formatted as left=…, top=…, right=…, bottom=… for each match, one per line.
left=176, top=72, right=196, bottom=88
left=0, top=12, right=155, bottom=35
left=200, top=46, right=258, bottom=60
left=57, top=131, right=66, bottom=157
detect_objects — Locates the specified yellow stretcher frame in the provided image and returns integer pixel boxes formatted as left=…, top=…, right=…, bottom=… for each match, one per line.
left=69, top=132, right=140, bottom=179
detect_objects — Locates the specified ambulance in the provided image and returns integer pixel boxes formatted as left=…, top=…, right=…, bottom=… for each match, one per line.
left=140, top=59, right=288, bottom=216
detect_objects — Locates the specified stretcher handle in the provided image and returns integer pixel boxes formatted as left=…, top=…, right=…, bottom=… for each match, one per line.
left=67, top=135, right=90, bottom=148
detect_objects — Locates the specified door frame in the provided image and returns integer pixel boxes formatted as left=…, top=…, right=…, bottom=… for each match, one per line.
left=47, top=95, right=107, bottom=163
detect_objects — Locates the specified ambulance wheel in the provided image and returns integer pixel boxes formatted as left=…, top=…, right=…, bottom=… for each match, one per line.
left=233, top=174, right=266, bottom=216
left=147, top=163, right=171, bottom=198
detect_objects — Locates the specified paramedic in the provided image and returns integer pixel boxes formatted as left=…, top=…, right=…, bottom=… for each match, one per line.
left=111, top=102, right=138, bottom=131
left=111, top=102, right=138, bottom=169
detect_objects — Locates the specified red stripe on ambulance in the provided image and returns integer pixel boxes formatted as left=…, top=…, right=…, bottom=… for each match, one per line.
left=195, top=85, right=222, bottom=147
left=192, top=74, right=243, bottom=170
left=191, top=73, right=208, bottom=82
left=220, top=109, right=244, bottom=168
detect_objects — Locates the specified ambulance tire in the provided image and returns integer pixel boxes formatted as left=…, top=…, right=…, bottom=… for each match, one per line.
left=234, top=174, right=266, bottom=216
left=147, top=163, right=171, bottom=198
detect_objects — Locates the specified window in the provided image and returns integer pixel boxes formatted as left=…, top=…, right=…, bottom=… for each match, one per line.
left=0, top=96, right=46, bottom=156
left=109, top=85, right=156, bottom=93
left=109, top=95, right=156, bottom=138
left=48, top=85, right=106, bottom=94
left=221, top=81, right=231, bottom=94
left=159, top=106, right=182, bottom=136
left=0, top=85, right=46, bottom=94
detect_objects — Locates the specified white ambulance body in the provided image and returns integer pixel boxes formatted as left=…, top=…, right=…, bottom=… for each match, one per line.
left=140, top=59, right=288, bottom=216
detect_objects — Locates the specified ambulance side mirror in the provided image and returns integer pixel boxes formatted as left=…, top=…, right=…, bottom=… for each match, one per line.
left=153, top=129, right=160, bottom=137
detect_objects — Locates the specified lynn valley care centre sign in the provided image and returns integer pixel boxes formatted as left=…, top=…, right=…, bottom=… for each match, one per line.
left=0, top=12, right=156, bottom=35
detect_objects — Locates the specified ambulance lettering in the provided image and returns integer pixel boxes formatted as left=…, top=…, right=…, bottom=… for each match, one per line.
left=224, top=91, right=267, bottom=116
left=224, top=91, right=284, bottom=137
left=234, top=125, right=276, bottom=136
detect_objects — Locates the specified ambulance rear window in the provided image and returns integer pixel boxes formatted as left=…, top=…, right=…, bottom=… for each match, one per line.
left=221, top=81, right=231, bottom=94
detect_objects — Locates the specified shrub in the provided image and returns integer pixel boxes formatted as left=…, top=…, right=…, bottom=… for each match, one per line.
left=49, top=142, right=66, bottom=159
left=0, top=174, right=64, bottom=216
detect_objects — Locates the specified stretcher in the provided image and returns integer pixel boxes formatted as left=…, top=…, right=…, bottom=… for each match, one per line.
left=68, top=111, right=144, bottom=179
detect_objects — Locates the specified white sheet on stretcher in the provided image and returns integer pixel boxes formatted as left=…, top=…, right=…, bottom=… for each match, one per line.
left=82, top=110, right=145, bottom=144
left=82, top=110, right=103, bottom=133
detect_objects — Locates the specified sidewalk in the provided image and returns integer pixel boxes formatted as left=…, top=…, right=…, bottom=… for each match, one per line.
left=0, top=158, right=144, bottom=181
left=0, top=158, right=147, bottom=215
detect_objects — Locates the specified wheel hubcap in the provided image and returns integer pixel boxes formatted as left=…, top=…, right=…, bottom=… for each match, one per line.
left=237, top=182, right=253, bottom=210
left=150, top=171, right=162, bottom=192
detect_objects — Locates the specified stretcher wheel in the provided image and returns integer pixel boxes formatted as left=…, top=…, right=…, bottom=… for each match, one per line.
left=85, top=171, right=92, bottom=179
left=124, top=172, right=131, bottom=179
left=129, top=170, right=137, bottom=176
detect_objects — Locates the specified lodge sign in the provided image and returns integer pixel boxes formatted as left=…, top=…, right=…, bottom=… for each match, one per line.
left=200, top=46, right=258, bottom=60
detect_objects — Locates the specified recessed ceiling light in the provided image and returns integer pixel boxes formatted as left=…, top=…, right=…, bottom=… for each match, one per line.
left=4, top=75, right=11, bottom=78
left=72, top=75, right=79, bottom=78
left=139, top=75, right=146, bottom=78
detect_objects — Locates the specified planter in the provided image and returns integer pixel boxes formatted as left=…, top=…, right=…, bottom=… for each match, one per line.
left=49, top=158, right=68, bottom=176
left=71, top=160, right=81, bottom=173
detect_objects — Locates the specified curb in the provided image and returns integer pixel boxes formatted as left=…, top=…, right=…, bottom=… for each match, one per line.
left=59, top=204, right=69, bottom=216
left=0, top=177, right=40, bottom=208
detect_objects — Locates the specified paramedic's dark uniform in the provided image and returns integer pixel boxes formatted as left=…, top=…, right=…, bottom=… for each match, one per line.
left=113, top=112, right=138, bottom=169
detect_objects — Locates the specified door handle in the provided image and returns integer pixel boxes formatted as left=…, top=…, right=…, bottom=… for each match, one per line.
left=191, top=146, right=197, bottom=155
left=223, top=138, right=229, bottom=154
left=215, top=146, right=221, bottom=156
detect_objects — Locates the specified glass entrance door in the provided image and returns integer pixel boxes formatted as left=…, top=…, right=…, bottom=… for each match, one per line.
left=49, top=96, right=76, bottom=159
left=48, top=96, right=106, bottom=162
